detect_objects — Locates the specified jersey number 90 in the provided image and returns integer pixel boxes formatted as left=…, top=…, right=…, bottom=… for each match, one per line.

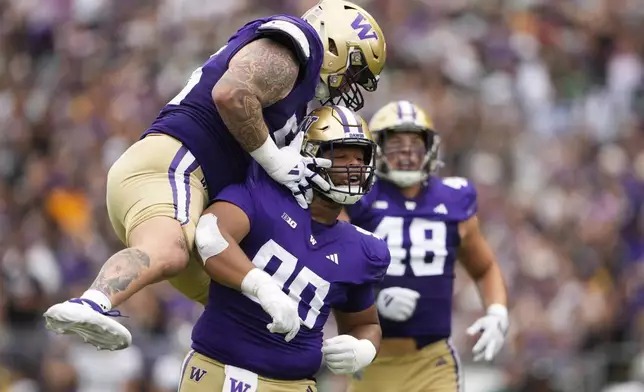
left=244, top=239, right=330, bottom=329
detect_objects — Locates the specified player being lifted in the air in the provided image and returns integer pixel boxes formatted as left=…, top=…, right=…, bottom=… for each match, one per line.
left=43, top=0, right=387, bottom=350
left=343, top=101, right=509, bottom=392
left=179, top=105, right=390, bottom=392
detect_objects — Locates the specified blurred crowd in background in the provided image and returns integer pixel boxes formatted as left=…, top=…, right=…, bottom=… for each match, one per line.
left=1, top=0, right=644, bottom=391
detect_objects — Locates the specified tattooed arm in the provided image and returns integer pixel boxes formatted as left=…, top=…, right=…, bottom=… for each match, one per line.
left=212, top=38, right=300, bottom=152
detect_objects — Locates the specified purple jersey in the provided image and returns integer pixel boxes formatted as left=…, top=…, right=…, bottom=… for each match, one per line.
left=191, top=163, right=390, bottom=380
left=346, top=176, right=477, bottom=340
left=143, top=15, right=323, bottom=199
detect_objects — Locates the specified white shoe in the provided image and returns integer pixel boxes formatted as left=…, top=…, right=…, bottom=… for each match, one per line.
left=43, top=298, right=132, bottom=350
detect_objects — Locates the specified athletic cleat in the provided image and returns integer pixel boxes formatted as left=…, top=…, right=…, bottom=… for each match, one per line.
left=43, top=298, right=132, bottom=350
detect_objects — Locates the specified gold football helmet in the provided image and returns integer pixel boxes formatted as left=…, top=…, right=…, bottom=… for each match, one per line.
left=369, top=100, right=441, bottom=187
left=302, top=0, right=386, bottom=112
left=299, top=105, right=377, bottom=204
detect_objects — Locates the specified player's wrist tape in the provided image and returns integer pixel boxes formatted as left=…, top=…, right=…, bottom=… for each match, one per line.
left=195, top=214, right=230, bottom=263
left=486, top=304, right=508, bottom=319
left=355, top=339, right=377, bottom=368
left=487, top=304, right=509, bottom=333
left=241, top=268, right=275, bottom=297
left=249, top=136, right=281, bottom=174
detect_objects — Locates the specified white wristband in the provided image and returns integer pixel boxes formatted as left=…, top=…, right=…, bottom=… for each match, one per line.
left=486, top=304, right=508, bottom=318
left=355, top=339, right=377, bottom=369
left=241, top=268, right=274, bottom=297
left=249, top=136, right=281, bottom=174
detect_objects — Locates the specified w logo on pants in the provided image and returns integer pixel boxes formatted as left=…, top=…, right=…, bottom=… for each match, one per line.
left=229, top=378, right=251, bottom=392
left=189, top=366, right=207, bottom=382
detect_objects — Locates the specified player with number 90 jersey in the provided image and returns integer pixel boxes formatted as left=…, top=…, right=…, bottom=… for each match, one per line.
left=182, top=107, right=390, bottom=391
left=190, top=163, right=389, bottom=381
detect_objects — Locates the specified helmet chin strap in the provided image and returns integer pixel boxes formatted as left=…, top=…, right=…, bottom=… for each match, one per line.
left=312, top=180, right=366, bottom=205
left=326, top=185, right=365, bottom=205
left=313, top=185, right=365, bottom=205
left=377, top=170, right=427, bottom=188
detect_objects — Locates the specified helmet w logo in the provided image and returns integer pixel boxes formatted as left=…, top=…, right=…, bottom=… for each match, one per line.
left=351, top=14, right=378, bottom=40
left=298, top=115, right=319, bottom=135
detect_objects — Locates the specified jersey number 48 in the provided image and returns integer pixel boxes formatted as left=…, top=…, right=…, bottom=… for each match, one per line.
left=374, top=217, right=449, bottom=277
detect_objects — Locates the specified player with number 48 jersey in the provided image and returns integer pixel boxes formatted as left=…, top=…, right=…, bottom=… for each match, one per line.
left=344, top=101, right=509, bottom=392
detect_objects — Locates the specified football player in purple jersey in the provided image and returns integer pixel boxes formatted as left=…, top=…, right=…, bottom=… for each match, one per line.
left=43, top=1, right=387, bottom=351
left=178, top=106, right=390, bottom=392
left=344, top=100, right=509, bottom=392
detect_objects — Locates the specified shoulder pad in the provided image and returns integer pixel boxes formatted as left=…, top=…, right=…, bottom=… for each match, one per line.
left=258, top=19, right=310, bottom=63
left=441, top=176, right=470, bottom=190
left=353, top=224, right=382, bottom=240
left=352, top=224, right=390, bottom=283
left=441, top=176, right=477, bottom=220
